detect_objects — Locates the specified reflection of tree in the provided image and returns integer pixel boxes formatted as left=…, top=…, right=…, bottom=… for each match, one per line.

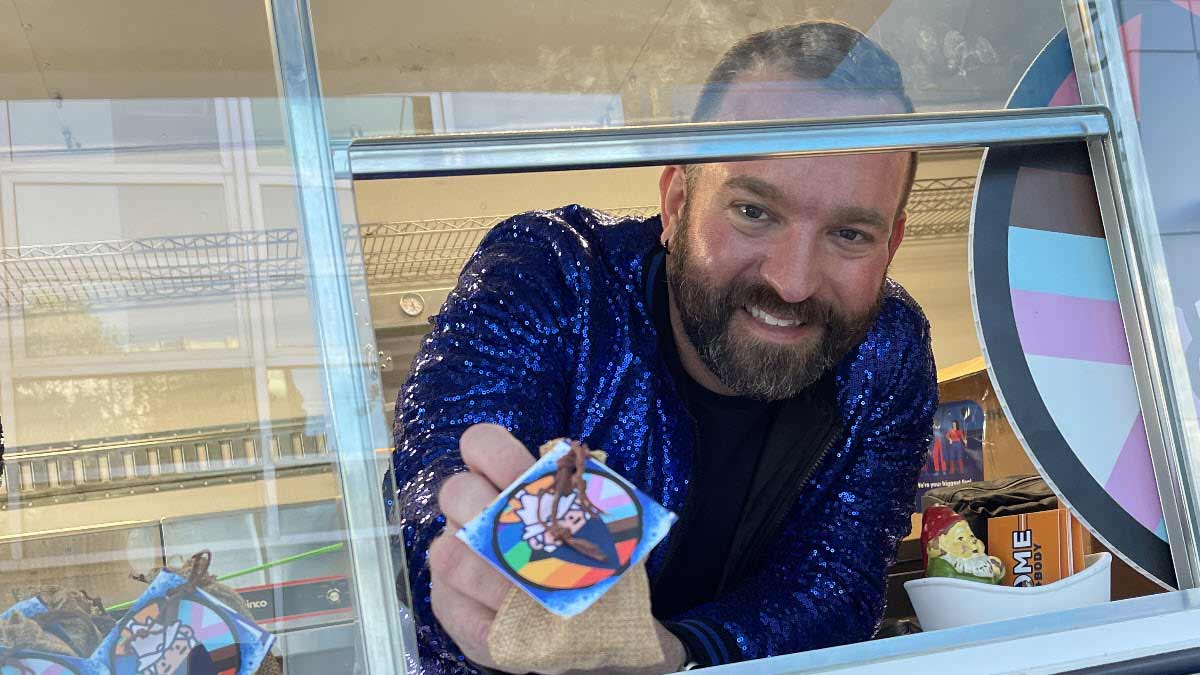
left=22, top=299, right=122, bottom=358
left=10, top=303, right=262, bottom=447
left=14, top=370, right=261, bottom=448
left=12, top=301, right=131, bottom=445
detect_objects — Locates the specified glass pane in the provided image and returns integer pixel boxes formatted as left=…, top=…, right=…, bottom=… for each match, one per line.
left=364, top=133, right=1177, bottom=667
left=1112, top=0, right=1200, bottom=437
left=311, top=0, right=1069, bottom=138
left=359, top=142, right=1049, bottom=670
left=0, top=1, right=402, bottom=672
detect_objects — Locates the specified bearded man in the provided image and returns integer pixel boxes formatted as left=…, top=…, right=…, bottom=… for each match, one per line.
left=392, top=20, right=938, bottom=674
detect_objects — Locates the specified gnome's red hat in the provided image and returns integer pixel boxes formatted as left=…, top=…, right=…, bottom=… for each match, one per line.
left=920, top=505, right=966, bottom=566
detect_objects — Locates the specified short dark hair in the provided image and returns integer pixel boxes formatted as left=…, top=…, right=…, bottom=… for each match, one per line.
left=691, top=21, right=918, bottom=218
left=693, top=21, right=914, bottom=121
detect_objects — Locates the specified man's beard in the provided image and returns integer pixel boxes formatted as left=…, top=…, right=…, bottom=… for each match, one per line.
left=665, top=209, right=884, bottom=401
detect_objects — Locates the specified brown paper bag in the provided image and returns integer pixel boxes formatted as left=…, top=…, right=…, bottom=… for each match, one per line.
left=486, top=561, right=664, bottom=673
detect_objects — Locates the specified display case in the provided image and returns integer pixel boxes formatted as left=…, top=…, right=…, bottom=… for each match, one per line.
left=3, top=0, right=1200, bottom=672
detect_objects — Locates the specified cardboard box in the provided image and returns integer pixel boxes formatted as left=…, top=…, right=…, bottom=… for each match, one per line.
left=987, top=507, right=1085, bottom=587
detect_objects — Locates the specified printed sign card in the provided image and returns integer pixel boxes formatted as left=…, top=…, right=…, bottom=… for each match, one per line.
left=457, top=439, right=676, bottom=617
left=915, top=399, right=986, bottom=512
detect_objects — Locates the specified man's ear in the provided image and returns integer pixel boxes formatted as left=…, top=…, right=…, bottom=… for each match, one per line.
left=659, top=165, right=688, bottom=248
left=886, top=210, right=907, bottom=266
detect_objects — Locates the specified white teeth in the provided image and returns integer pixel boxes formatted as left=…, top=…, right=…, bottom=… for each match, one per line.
left=747, top=305, right=801, bottom=327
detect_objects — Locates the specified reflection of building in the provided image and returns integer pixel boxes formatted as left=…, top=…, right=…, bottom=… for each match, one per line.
left=1, top=169, right=979, bottom=448
left=0, top=97, right=362, bottom=452
left=0, top=94, right=983, bottom=673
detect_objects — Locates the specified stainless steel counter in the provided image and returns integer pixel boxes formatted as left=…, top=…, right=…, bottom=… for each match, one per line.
left=706, top=589, right=1200, bottom=674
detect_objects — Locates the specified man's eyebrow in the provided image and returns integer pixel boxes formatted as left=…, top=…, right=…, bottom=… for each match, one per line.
left=830, top=205, right=889, bottom=232
left=723, top=177, right=890, bottom=231
left=722, top=175, right=787, bottom=204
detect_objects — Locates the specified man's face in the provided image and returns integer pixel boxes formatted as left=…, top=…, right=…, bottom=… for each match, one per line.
left=659, top=76, right=910, bottom=399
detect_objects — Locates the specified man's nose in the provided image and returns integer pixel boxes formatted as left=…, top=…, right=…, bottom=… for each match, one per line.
left=758, top=230, right=821, bottom=304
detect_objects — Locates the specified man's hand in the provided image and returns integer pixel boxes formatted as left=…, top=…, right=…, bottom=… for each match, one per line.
left=431, top=423, right=687, bottom=674
left=431, top=423, right=533, bottom=670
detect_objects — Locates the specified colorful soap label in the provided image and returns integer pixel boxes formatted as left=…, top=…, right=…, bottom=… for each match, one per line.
left=457, top=439, right=676, bottom=617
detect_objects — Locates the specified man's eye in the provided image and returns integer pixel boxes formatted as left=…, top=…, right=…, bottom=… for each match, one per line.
left=836, top=229, right=866, bottom=242
left=737, top=204, right=767, bottom=220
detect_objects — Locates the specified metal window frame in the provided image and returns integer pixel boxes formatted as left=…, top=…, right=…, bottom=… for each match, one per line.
left=1059, top=0, right=1200, bottom=589
left=349, top=107, right=1110, bottom=179
left=264, top=0, right=414, bottom=673
left=337, top=42, right=1120, bottom=675
left=267, top=0, right=1200, bottom=669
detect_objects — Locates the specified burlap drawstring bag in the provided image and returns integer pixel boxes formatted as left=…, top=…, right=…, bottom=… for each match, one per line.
left=487, top=562, right=662, bottom=673
left=141, top=552, right=284, bottom=675
left=484, top=440, right=666, bottom=673
left=0, top=587, right=111, bottom=657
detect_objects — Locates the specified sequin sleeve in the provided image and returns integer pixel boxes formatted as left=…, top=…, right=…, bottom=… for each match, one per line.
left=390, top=215, right=582, bottom=674
left=670, top=295, right=938, bottom=664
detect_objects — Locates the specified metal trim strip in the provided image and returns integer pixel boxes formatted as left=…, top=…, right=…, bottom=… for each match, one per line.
left=349, top=108, right=1110, bottom=179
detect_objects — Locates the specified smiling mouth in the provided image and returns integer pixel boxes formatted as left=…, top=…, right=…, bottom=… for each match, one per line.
left=745, top=305, right=804, bottom=328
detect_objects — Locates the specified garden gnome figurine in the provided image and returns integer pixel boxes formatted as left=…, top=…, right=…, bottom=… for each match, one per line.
left=921, top=505, right=1005, bottom=584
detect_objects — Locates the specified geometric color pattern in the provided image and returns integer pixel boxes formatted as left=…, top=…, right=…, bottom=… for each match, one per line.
left=1010, top=224, right=1166, bottom=537
left=972, top=23, right=1176, bottom=586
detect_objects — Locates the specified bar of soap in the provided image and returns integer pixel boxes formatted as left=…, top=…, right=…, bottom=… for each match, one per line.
left=457, top=438, right=676, bottom=617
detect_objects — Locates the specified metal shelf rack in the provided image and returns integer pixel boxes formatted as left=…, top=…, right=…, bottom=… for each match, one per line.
left=0, top=179, right=974, bottom=315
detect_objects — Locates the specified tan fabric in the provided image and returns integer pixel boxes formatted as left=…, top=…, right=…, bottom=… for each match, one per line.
left=2, top=587, right=109, bottom=657
left=486, top=562, right=664, bottom=673
left=0, top=611, right=75, bottom=655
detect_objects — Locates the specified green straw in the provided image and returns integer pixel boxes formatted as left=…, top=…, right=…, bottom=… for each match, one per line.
left=104, top=542, right=345, bottom=613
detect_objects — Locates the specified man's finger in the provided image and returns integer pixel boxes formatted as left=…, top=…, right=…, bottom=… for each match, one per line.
left=431, top=570, right=497, bottom=666
left=459, top=423, right=536, bottom=489
left=429, top=532, right=515, bottom=611
left=438, top=471, right=501, bottom=526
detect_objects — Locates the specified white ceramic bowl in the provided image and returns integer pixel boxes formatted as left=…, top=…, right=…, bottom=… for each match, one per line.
left=903, top=552, right=1112, bottom=631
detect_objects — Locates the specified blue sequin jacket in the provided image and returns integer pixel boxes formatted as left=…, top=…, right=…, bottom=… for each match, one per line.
left=392, top=205, right=937, bottom=673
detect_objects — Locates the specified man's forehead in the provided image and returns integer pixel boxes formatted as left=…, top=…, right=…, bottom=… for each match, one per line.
left=708, top=70, right=909, bottom=122
left=695, top=151, right=910, bottom=199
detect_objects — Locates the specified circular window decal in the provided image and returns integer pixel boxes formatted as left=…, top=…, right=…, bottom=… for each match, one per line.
left=973, top=29, right=1174, bottom=587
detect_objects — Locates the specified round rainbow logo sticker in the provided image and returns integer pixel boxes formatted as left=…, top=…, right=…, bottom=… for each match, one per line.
left=109, top=595, right=241, bottom=675
left=492, top=466, right=643, bottom=591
